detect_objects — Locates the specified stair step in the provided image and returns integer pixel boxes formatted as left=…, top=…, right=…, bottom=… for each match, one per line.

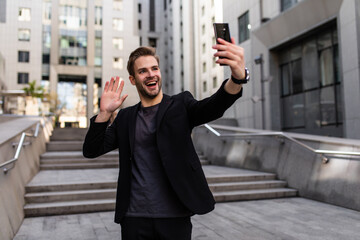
left=25, top=189, right=116, bottom=203
left=50, top=128, right=88, bottom=141
left=26, top=181, right=117, bottom=193
left=40, top=151, right=118, bottom=160
left=40, top=162, right=118, bottom=170
left=209, top=180, right=287, bottom=192
left=40, top=158, right=118, bottom=164
left=206, top=173, right=276, bottom=183
left=47, top=141, right=83, bottom=151
left=213, top=188, right=298, bottom=202
left=24, top=199, right=115, bottom=217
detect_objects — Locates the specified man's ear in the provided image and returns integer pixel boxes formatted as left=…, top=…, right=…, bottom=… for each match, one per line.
left=129, top=75, right=136, bottom=86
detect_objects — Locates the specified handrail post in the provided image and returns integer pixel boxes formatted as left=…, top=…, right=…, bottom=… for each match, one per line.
left=1, top=121, right=44, bottom=174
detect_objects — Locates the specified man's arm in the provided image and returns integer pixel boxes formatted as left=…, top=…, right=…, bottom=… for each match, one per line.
left=184, top=37, right=246, bottom=127
left=83, top=77, right=127, bottom=158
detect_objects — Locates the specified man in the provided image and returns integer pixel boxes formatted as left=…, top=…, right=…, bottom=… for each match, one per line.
left=83, top=37, right=247, bottom=239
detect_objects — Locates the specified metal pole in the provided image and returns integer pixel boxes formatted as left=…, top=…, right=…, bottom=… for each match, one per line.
left=260, top=54, right=265, bottom=129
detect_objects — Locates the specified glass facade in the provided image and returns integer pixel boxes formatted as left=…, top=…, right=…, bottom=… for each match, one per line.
left=279, top=23, right=342, bottom=136
left=238, top=11, right=249, bottom=43
left=58, top=1, right=87, bottom=66
left=281, top=0, right=298, bottom=12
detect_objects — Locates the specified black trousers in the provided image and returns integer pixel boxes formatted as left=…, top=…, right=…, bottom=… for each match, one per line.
left=120, top=216, right=192, bottom=240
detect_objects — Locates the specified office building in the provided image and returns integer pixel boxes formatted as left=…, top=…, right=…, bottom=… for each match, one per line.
left=223, top=0, right=360, bottom=139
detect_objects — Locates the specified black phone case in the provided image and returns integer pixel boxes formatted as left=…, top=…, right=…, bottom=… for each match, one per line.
left=213, top=23, right=231, bottom=65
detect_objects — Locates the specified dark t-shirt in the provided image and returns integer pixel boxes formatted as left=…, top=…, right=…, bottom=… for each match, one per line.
left=125, top=103, right=191, bottom=218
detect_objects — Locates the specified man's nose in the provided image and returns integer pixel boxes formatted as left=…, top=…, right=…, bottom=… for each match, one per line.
left=147, top=70, right=155, bottom=77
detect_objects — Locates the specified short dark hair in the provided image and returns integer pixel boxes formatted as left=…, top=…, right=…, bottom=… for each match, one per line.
left=127, top=47, right=160, bottom=77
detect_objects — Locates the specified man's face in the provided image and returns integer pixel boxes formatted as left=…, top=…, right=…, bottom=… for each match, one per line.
left=130, top=55, right=162, bottom=100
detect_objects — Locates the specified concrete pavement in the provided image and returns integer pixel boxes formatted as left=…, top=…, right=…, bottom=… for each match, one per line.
left=14, top=197, right=360, bottom=240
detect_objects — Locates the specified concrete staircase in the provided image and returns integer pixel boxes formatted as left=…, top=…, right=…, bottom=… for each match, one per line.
left=23, top=129, right=297, bottom=217
left=40, top=128, right=118, bottom=170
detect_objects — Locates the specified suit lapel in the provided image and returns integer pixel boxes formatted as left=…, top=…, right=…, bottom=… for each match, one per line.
left=156, top=94, right=173, bottom=129
left=129, top=102, right=140, bottom=156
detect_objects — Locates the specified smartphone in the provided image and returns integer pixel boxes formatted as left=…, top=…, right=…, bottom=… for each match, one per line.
left=213, top=23, right=231, bottom=65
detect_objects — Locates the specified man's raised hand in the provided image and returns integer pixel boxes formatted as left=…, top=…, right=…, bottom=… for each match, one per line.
left=95, top=76, right=128, bottom=123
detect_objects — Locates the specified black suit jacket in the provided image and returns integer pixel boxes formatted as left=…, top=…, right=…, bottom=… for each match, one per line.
left=83, top=80, right=242, bottom=223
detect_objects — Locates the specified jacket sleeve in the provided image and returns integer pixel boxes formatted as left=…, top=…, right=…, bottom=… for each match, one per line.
left=184, top=79, right=243, bottom=128
left=83, top=114, right=119, bottom=158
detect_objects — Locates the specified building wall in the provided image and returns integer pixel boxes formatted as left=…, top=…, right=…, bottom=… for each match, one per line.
left=223, top=0, right=360, bottom=139
left=0, top=0, right=43, bottom=90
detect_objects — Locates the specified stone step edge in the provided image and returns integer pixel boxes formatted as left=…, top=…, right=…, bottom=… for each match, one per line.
left=25, top=181, right=289, bottom=204
left=24, top=199, right=116, bottom=217
left=24, top=188, right=297, bottom=217
left=25, top=179, right=284, bottom=193
left=40, top=159, right=118, bottom=164
left=26, top=180, right=287, bottom=197
left=213, top=188, right=298, bottom=202
left=40, top=164, right=119, bottom=170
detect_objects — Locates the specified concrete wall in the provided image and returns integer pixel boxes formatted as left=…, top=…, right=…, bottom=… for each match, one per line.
left=0, top=117, right=51, bottom=240
left=193, top=124, right=360, bottom=212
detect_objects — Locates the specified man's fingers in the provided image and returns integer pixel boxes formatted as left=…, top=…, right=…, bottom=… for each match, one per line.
left=120, top=94, right=128, bottom=104
left=104, top=81, right=110, bottom=92
left=117, top=78, right=124, bottom=94
left=108, top=77, right=115, bottom=91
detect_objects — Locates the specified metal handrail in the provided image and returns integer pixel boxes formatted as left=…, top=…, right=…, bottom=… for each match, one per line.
left=0, top=122, right=41, bottom=174
left=204, top=124, right=360, bottom=163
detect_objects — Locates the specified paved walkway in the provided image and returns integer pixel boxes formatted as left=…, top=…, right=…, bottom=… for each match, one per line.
left=14, top=197, right=360, bottom=240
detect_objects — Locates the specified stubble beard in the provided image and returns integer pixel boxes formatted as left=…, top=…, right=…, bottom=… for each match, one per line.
left=135, top=76, right=162, bottom=100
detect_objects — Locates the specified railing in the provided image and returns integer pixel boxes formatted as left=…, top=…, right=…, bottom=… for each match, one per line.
left=0, top=122, right=41, bottom=174
left=204, top=124, right=360, bottom=163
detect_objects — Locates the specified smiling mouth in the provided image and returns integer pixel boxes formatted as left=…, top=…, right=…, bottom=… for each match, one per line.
left=145, top=80, right=158, bottom=87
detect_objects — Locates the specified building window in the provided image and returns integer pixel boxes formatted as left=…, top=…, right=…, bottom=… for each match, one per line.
left=149, top=38, right=157, bottom=48
left=113, top=18, right=123, bottom=31
left=43, top=2, right=52, bottom=22
left=113, top=0, right=123, bottom=11
left=150, top=0, right=155, bottom=31
left=238, top=11, right=250, bottom=43
left=281, top=0, right=298, bottom=12
left=202, top=62, right=206, bottom=73
left=42, top=54, right=50, bottom=64
left=95, top=6, right=102, bottom=26
left=203, top=81, right=207, bottom=92
left=202, top=43, right=206, bottom=54
left=279, top=24, right=341, bottom=135
left=164, top=0, right=167, bottom=10
left=211, top=16, right=215, bottom=24
left=213, top=76, right=217, bottom=88
left=18, top=29, right=30, bottom=41
left=0, top=0, right=6, bottom=23
left=202, top=24, right=205, bottom=35
left=18, top=72, right=29, bottom=84
left=18, top=8, right=31, bottom=21
left=138, top=3, right=142, bottom=13
left=59, top=5, right=87, bottom=28
left=113, top=38, right=123, bottom=50
left=201, top=6, right=205, bottom=16
left=138, top=20, right=142, bottom=30
left=18, top=51, right=30, bottom=63
left=113, top=57, right=123, bottom=69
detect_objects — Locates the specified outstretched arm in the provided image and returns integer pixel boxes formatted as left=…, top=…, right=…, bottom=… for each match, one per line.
left=95, top=76, right=128, bottom=122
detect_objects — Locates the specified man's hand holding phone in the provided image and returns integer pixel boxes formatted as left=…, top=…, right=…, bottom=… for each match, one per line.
left=213, top=37, right=246, bottom=81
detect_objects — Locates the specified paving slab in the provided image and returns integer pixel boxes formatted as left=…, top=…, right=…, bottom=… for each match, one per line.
left=14, top=197, right=360, bottom=240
